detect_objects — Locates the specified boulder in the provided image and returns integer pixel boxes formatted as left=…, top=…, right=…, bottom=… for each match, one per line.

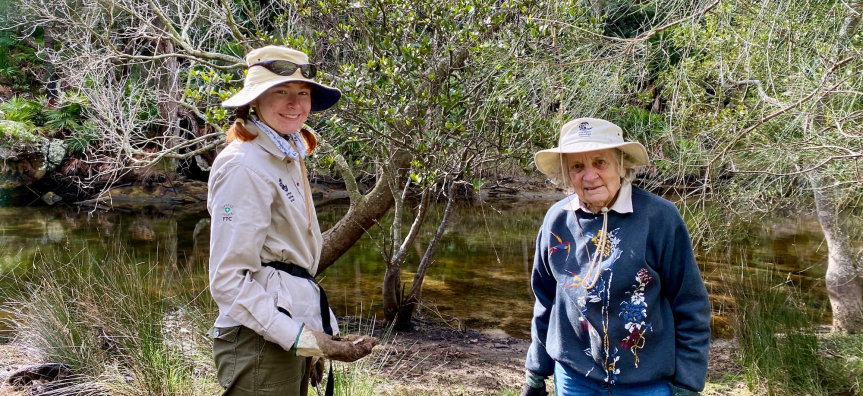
left=0, top=132, right=66, bottom=190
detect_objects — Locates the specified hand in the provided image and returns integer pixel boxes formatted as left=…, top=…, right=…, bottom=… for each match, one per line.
left=520, top=383, right=548, bottom=396
left=671, top=384, right=701, bottom=396
left=310, top=357, right=325, bottom=384
left=295, top=329, right=378, bottom=362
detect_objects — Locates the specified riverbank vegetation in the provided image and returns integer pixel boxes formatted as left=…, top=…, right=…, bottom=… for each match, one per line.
left=0, top=244, right=523, bottom=395
left=727, top=267, right=863, bottom=395
left=2, top=0, right=863, bottom=394
left=1, top=243, right=862, bottom=395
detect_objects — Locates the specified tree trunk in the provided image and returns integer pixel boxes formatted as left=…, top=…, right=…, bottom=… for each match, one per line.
left=382, top=264, right=404, bottom=328
left=812, top=175, right=863, bottom=333
left=43, top=25, right=58, bottom=102
left=389, top=182, right=458, bottom=330
left=153, top=19, right=182, bottom=170
left=318, top=151, right=411, bottom=272
left=391, top=301, right=416, bottom=332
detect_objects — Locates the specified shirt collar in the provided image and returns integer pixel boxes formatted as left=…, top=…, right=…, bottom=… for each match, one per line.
left=246, top=121, right=288, bottom=161
left=561, top=180, right=633, bottom=213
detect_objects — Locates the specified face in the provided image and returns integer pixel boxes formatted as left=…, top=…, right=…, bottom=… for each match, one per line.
left=253, top=82, right=312, bottom=135
left=566, top=149, right=622, bottom=212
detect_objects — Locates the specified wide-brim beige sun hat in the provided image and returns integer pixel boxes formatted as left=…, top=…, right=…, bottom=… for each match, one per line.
left=222, top=46, right=341, bottom=112
left=535, top=117, right=649, bottom=176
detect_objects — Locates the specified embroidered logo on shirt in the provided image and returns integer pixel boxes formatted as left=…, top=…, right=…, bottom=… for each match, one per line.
left=278, top=178, right=296, bottom=202
left=221, top=204, right=234, bottom=222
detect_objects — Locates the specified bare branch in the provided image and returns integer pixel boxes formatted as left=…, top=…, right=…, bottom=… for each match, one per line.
left=710, top=56, right=856, bottom=166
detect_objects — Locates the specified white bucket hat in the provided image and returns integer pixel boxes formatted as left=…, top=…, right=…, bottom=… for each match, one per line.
left=534, top=117, right=649, bottom=176
left=222, top=46, right=341, bottom=111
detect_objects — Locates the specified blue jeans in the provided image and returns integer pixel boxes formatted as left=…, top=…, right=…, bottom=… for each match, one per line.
left=554, top=362, right=672, bottom=396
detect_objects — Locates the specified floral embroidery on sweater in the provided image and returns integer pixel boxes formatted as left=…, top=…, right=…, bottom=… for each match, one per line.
left=575, top=228, right=624, bottom=384
left=619, top=268, right=653, bottom=367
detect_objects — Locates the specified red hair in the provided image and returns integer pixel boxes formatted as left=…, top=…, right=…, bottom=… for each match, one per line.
left=226, top=105, right=257, bottom=143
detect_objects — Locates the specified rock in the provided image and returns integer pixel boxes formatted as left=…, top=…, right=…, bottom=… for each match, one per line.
left=41, top=191, right=62, bottom=205
left=309, top=182, right=349, bottom=206
left=7, top=363, right=71, bottom=391
left=75, top=179, right=208, bottom=210
left=0, top=135, right=66, bottom=190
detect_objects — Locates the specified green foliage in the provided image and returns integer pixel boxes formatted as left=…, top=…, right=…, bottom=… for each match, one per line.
left=0, top=30, right=42, bottom=91
left=0, top=94, right=96, bottom=151
left=44, top=92, right=88, bottom=132
left=0, top=95, right=40, bottom=123
left=272, top=0, right=560, bottom=180
left=65, top=120, right=100, bottom=155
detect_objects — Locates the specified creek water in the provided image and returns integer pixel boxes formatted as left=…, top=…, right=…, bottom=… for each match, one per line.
left=0, top=198, right=836, bottom=340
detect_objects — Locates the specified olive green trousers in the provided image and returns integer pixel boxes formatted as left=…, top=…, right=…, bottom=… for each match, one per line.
left=212, top=325, right=311, bottom=396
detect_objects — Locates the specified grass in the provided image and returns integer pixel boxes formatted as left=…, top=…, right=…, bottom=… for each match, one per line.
left=0, top=244, right=532, bottom=396
left=727, top=266, right=863, bottom=396
left=8, top=243, right=861, bottom=396
left=2, top=244, right=220, bottom=396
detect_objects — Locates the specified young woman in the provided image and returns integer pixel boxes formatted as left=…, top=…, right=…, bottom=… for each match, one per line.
left=208, top=45, right=376, bottom=396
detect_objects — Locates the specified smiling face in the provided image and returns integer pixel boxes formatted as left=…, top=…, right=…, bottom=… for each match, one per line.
left=566, top=149, right=622, bottom=213
left=253, top=82, right=312, bottom=135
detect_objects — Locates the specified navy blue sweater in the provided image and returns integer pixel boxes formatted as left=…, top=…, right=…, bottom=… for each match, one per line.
left=525, top=187, right=711, bottom=392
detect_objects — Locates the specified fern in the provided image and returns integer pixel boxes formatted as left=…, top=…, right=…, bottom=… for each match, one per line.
left=65, top=120, right=100, bottom=154
left=0, top=96, right=39, bottom=123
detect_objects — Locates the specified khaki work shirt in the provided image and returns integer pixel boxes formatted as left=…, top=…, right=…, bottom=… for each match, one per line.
left=207, top=122, right=338, bottom=353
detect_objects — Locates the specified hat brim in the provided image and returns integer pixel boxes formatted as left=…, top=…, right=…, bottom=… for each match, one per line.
left=222, top=76, right=342, bottom=112
left=534, top=141, right=649, bottom=176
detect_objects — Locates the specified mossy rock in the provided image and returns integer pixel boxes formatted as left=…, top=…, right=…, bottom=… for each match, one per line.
left=0, top=136, right=66, bottom=190
left=0, top=120, right=40, bottom=145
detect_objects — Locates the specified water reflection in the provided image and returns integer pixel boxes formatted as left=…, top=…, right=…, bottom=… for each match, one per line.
left=0, top=200, right=838, bottom=340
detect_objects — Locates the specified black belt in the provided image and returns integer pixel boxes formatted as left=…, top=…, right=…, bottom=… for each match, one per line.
left=263, top=261, right=335, bottom=396
left=262, top=261, right=333, bottom=336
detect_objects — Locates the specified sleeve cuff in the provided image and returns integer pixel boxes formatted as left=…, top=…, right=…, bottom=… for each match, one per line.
left=526, top=369, right=548, bottom=388
left=293, top=323, right=305, bottom=356
left=261, top=313, right=301, bottom=352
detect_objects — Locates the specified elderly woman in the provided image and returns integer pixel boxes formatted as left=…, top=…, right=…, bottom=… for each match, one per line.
left=521, top=118, right=710, bottom=396
left=207, top=46, right=376, bottom=396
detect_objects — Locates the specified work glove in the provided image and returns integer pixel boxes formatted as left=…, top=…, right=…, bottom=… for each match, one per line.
left=671, top=384, right=701, bottom=396
left=295, top=328, right=377, bottom=362
left=520, top=383, right=548, bottom=396
left=310, top=357, right=325, bottom=384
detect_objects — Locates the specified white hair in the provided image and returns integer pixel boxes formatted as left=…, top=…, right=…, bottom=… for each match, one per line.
left=546, top=148, right=640, bottom=192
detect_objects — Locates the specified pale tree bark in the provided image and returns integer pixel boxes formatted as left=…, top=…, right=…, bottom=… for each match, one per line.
left=810, top=1, right=863, bottom=333
left=380, top=163, right=433, bottom=327
left=811, top=175, right=863, bottom=333
left=153, top=17, right=183, bottom=170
